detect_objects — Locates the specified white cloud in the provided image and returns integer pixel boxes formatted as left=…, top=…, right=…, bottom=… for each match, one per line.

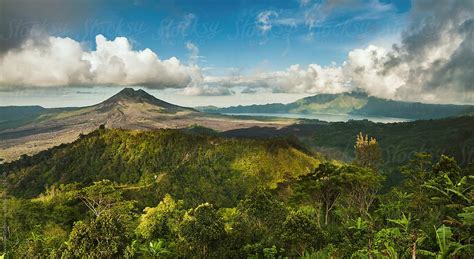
left=197, top=64, right=348, bottom=96
left=261, top=64, right=348, bottom=94
left=0, top=34, right=200, bottom=89
left=1, top=0, right=473, bottom=103
left=0, top=36, right=92, bottom=87
left=343, top=45, right=408, bottom=99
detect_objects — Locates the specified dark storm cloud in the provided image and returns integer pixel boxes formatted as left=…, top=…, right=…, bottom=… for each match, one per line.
left=0, top=0, right=99, bottom=53
left=385, top=0, right=474, bottom=103
left=428, top=19, right=474, bottom=91
left=401, top=0, right=473, bottom=60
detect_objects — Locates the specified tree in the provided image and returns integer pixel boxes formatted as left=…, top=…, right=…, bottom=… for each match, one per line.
left=77, top=180, right=133, bottom=219
left=136, top=194, right=183, bottom=241
left=294, top=163, right=347, bottom=224
left=179, top=203, right=226, bottom=257
left=238, top=188, right=287, bottom=228
left=341, top=165, right=383, bottom=217
left=281, top=210, right=325, bottom=256
left=354, top=132, right=382, bottom=170
left=432, top=155, right=462, bottom=183
left=14, top=224, right=68, bottom=258
left=400, top=152, right=433, bottom=194
left=139, top=239, right=175, bottom=258
left=65, top=212, right=130, bottom=258
left=423, top=174, right=472, bottom=208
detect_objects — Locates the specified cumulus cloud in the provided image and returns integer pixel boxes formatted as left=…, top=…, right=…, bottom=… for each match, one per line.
left=343, top=45, right=408, bottom=99
left=236, top=0, right=474, bottom=103
left=386, top=0, right=474, bottom=103
left=0, top=34, right=201, bottom=89
left=196, top=64, right=348, bottom=95
left=0, top=35, right=93, bottom=88
left=1, top=0, right=473, bottom=103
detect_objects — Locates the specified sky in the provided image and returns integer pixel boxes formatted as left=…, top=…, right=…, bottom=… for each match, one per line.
left=0, top=0, right=473, bottom=107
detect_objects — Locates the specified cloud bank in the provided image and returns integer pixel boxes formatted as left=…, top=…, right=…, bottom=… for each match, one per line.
left=1, top=0, right=473, bottom=103
left=235, top=0, right=474, bottom=103
left=0, top=34, right=200, bottom=89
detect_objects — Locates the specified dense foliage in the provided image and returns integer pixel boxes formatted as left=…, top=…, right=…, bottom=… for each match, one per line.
left=222, top=116, right=474, bottom=186
left=1, top=129, right=473, bottom=258
left=4, top=129, right=319, bottom=206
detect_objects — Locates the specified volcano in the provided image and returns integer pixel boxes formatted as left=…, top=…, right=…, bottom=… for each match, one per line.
left=98, top=88, right=196, bottom=113
left=0, top=88, right=292, bottom=161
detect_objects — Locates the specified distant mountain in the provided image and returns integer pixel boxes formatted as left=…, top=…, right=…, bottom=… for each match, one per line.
left=99, top=88, right=196, bottom=113
left=0, top=105, right=46, bottom=121
left=199, top=92, right=473, bottom=120
left=0, top=105, right=47, bottom=130
left=0, top=88, right=293, bottom=161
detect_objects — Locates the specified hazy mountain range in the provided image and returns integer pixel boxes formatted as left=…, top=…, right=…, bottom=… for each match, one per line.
left=198, top=92, right=473, bottom=120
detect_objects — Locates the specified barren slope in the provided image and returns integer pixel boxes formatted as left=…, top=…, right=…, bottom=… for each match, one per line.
left=0, top=88, right=293, bottom=161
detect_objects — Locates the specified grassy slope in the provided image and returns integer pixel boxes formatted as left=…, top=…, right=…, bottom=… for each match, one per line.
left=220, top=116, right=474, bottom=185
left=4, top=129, right=320, bottom=207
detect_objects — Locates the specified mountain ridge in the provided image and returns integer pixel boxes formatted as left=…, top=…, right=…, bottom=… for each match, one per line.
left=198, top=92, right=473, bottom=119
left=3, top=128, right=320, bottom=202
left=0, top=88, right=294, bottom=161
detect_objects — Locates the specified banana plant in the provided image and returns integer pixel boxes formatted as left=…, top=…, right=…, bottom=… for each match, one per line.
left=418, top=225, right=469, bottom=259
left=349, top=217, right=369, bottom=231
left=423, top=174, right=472, bottom=207
left=387, top=213, right=426, bottom=258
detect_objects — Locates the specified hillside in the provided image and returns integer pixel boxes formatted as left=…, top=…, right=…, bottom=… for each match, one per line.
left=199, top=92, right=472, bottom=119
left=221, top=116, right=474, bottom=184
left=3, top=128, right=320, bottom=206
left=3, top=97, right=473, bottom=258
left=0, top=88, right=294, bottom=161
left=3, top=124, right=472, bottom=258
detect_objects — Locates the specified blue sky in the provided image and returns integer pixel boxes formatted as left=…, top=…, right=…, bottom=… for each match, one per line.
left=3, top=0, right=472, bottom=106
left=62, top=0, right=411, bottom=75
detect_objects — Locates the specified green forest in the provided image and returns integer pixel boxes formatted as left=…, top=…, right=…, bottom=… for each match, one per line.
left=1, top=129, right=473, bottom=258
